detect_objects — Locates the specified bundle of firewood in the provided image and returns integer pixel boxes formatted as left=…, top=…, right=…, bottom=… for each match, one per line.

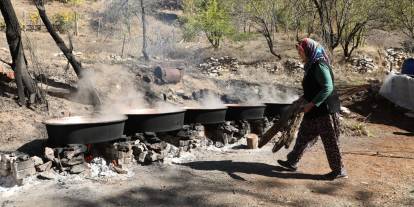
left=258, top=97, right=305, bottom=153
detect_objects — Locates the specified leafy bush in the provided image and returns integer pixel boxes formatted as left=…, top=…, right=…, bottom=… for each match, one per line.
left=183, top=0, right=234, bottom=48
left=52, top=10, right=76, bottom=33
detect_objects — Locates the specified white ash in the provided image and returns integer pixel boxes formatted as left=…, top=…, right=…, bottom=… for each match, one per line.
left=164, top=151, right=196, bottom=164
left=0, top=175, right=40, bottom=197
left=89, top=157, right=118, bottom=178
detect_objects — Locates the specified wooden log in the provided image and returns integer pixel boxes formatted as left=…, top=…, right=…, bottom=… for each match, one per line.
left=246, top=134, right=259, bottom=149
left=258, top=97, right=304, bottom=148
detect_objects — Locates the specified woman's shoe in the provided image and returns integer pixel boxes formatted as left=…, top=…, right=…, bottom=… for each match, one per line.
left=277, top=160, right=297, bottom=171
left=324, top=171, right=348, bottom=180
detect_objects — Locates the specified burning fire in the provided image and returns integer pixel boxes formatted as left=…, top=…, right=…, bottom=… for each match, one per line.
left=84, top=144, right=94, bottom=163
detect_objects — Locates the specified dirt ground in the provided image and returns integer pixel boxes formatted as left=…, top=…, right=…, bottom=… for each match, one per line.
left=1, top=123, right=413, bottom=207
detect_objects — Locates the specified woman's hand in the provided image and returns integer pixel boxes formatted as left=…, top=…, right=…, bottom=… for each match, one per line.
left=303, top=102, right=315, bottom=113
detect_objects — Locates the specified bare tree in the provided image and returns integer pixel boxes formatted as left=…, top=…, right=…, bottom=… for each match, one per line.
left=312, top=0, right=381, bottom=58
left=312, top=0, right=352, bottom=51
left=140, top=0, right=150, bottom=61
left=248, top=0, right=283, bottom=59
left=340, top=21, right=366, bottom=58
left=0, top=0, right=43, bottom=106
left=33, top=0, right=101, bottom=106
left=101, top=0, right=151, bottom=60
left=387, top=0, right=414, bottom=40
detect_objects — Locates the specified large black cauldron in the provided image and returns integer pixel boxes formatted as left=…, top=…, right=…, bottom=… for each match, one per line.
left=44, top=115, right=127, bottom=147
left=225, top=104, right=266, bottom=121
left=264, top=103, right=292, bottom=118
left=124, top=109, right=185, bottom=135
left=184, top=107, right=227, bottom=124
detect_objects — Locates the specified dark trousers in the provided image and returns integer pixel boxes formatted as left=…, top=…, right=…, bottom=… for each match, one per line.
left=286, top=113, right=345, bottom=174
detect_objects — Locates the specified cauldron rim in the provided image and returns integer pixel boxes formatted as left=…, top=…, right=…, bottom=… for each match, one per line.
left=124, top=108, right=186, bottom=115
left=183, top=106, right=228, bottom=110
left=44, top=115, right=127, bottom=126
left=264, top=102, right=293, bottom=105
left=225, top=104, right=266, bottom=107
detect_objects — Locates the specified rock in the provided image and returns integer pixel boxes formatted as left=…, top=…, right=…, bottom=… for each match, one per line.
left=69, top=164, right=88, bottom=174
left=44, top=147, right=55, bottom=161
left=138, top=151, right=148, bottom=163
left=63, top=151, right=77, bottom=160
left=181, top=146, right=190, bottom=152
left=148, top=142, right=168, bottom=153
left=11, top=160, right=36, bottom=180
left=171, top=147, right=180, bottom=157
left=215, top=142, right=225, bottom=148
left=194, top=125, right=204, bottom=131
left=31, top=156, right=44, bottom=166
left=111, top=165, right=128, bottom=174
left=146, top=151, right=160, bottom=162
left=198, top=56, right=240, bottom=76
left=179, top=140, right=191, bottom=147
left=38, top=171, right=56, bottom=180
left=340, top=106, right=351, bottom=115
left=62, top=154, right=85, bottom=166
left=133, top=145, right=146, bottom=155
left=36, top=161, right=52, bottom=172
left=160, top=144, right=172, bottom=157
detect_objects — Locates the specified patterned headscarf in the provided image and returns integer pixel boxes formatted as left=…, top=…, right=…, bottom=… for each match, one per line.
left=296, top=38, right=330, bottom=69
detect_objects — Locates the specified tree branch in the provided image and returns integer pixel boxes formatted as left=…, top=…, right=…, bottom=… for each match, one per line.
left=33, top=0, right=101, bottom=106
left=0, top=57, right=12, bottom=67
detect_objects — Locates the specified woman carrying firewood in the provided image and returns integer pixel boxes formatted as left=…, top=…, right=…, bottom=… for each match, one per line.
left=277, top=38, right=347, bottom=179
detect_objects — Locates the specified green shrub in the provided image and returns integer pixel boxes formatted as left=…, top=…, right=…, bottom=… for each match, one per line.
left=229, top=32, right=256, bottom=42
left=183, top=0, right=234, bottom=48
left=52, top=10, right=76, bottom=32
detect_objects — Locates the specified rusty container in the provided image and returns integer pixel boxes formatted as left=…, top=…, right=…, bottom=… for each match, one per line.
left=154, top=66, right=184, bottom=84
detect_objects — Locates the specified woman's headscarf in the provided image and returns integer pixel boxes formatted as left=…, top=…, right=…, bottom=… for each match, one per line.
left=296, top=38, right=330, bottom=69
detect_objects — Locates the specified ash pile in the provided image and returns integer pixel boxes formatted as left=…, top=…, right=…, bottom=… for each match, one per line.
left=198, top=56, right=240, bottom=77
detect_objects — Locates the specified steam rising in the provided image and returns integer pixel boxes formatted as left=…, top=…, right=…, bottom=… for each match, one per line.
left=95, top=64, right=148, bottom=114
left=223, top=83, right=299, bottom=105
left=259, top=85, right=299, bottom=103
left=199, top=92, right=224, bottom=108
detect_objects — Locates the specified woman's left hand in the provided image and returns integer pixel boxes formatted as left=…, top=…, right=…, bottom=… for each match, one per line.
left=303, top=102, right=315, bottom=113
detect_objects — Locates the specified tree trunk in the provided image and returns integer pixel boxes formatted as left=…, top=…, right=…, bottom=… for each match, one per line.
left=140, top=0, right=149, bottom=61
left=0, top=0, right=41, bottom=106
left=74, top=12, right=78, bottom=36
left=34, top=0, right=101, bottom=107
left=260, top=18, right=281, bottom=60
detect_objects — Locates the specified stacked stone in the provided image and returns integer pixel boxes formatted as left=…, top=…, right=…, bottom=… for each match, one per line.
left=199, top=56, right=240, bottom=77
left=350, top=56, right=378, bottom=73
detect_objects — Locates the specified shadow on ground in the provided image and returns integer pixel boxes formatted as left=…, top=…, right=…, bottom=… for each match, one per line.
left=17, top=139, right=46, bottom=156
left=180, top=160, right=328, bottom=181
left=58, top=171, right=313, bottom=207
left=348, top=95, right=414, bottom=133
